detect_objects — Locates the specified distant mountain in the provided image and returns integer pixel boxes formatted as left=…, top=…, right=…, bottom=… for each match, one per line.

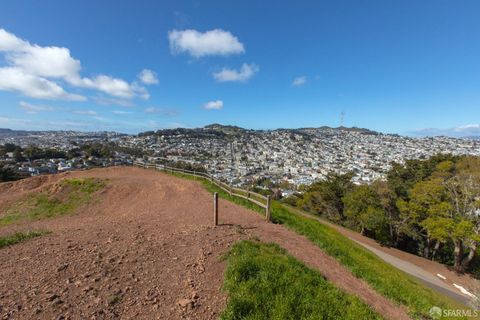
left=0, top=128, right=29, bottom=137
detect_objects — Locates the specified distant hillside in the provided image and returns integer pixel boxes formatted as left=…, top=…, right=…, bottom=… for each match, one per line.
left=0, top=128, right=29, bottom=137
left=204, top=123, right=249, bottom=134
left=138, top=124, right=380, bottom=138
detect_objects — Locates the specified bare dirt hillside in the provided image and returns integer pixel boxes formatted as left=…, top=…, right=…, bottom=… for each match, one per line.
left=0, top=167, right=409, bottom=320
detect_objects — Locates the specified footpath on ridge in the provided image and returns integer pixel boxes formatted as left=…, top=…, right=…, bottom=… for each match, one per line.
left=1, top=167, right=409, bottom=319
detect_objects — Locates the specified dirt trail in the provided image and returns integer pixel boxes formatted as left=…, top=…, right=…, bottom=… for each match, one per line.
left=0, top=167, right=409, bottom=320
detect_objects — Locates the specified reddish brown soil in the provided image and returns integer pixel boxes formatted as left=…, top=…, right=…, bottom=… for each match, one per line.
left=0, top=167, right=410, bottom=320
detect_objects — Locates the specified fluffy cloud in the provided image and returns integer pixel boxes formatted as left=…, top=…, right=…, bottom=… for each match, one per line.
left=0, top=67, right=85, bottom=101
left=138, top=69, right=159, bottom=85
left=213, top=63, right=258, bottom=83
left=292, top=76, right=307, bottom=87
left=168, top=29, right=244, bottom=58
left=0, top=28, right=29, bottom=51
left=203, top=100, right=223, bottom=110
left=19, top=101, right=54, bottom=114
left=0, top=28, right=149, bottom=100
left=75, top=76, right=149, bottom=99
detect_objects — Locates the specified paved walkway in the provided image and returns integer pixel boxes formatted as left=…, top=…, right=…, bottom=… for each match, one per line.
left=283, top=205, right=473, bottom=306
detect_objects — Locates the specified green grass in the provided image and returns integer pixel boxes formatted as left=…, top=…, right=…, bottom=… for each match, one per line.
left=221, top=240, right=382, bottom=320
left=270, top=203, right=469, bottom=319
left=0, top=230, right=49, bottom=249
left=0, top=178, right=105, bottom=226
left=160, top=169, right=470, bottom=319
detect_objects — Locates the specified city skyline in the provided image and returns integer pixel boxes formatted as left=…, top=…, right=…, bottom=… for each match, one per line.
left=1, top=1, right=480, bottom=136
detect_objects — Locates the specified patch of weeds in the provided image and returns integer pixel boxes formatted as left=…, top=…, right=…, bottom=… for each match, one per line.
left=0, top=230, right=50, bottom=249
left=108, top=294, right=121, bottom=306
left=0, top=178, right=106, bottom=226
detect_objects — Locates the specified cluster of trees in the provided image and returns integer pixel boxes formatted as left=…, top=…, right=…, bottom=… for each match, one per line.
left=288, top=154, right=480, bottom=274
left=1, top=143, right=68, bottom=161
left=0, top=167, right=27, bottom=182
left=166, top=160, right=207, bottom=173
left=1, top=142, right=148, bottom=162
left=0, top=143, right=24, bottom=162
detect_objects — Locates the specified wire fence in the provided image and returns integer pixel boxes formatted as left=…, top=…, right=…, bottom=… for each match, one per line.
left=133, top=161, right=271, bottom=221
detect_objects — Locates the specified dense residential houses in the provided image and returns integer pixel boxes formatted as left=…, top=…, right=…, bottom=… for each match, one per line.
left=119, top=126, right=480, bottom=187
left=1, top=126, right=479, bottom=188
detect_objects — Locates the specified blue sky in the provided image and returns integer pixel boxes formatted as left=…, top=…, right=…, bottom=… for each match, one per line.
left=0, top=0, right=479, bottom=135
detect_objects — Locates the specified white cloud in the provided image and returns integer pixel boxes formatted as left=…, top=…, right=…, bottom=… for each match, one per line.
left=168, top=29, right=244, bottom=58
left=144, top=107, right=179, bottom=116
left=19, top=101, right=54, bottom=114
left=72, top=110, right=97, bottom=116
left=410, top=124, right=480, bottom=138
left=0, top=28, right=149, bottom=100
left=112, top=110, right=133, bottom=115
left=213, top=63, right=259, bottom=83
left=0, top=67, right=86, bottom=101
left=0, top=29, right=29, bottom=51
left=0, top=116, right=32, bottom=126
left=74, top=75, right=148, bottom=99
left=138, top=69, right=159, bottom=85
left=292, top=76, right=307, bottom=87
left=203, top=100, right=223, bottom=110
left=7, top=44, right=81, bottom=80
left=93, top=96, right=135, bottom=107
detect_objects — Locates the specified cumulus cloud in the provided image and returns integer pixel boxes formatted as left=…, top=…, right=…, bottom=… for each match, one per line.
left=203, top=100, right=223, bottom=110
left=74, top=75, right=149, bottom=99
left=138, top=69, right=159, bottom=85
left=19, top=101, right=54, bottom=114
left=213, top=63, right=259, bottom=83
left=0, top=28, right=29, bottom=51
left=0, top=28, right=149, bottom=100
left=0, top=67, right=85, bottom=101
left=168, top=29, right=244, bottom=58
left=292, top=76, right=307, bottom=87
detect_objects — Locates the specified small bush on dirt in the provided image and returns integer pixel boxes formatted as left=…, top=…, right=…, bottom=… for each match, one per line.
left=221, top=240, right=381, bottom=320
left=0, top=231, right=49, bottom=249
left=108, top=294, right=121, bottom=306
left=0, top=178, right=106, bottom=226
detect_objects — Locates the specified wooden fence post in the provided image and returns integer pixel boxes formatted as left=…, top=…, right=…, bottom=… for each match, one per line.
left=266, top=195, right=271, bottom=222
left=214, top=192, right=219, bottom=226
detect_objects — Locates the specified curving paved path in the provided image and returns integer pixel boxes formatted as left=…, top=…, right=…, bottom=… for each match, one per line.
left=284, top=205, right=474, bottom=306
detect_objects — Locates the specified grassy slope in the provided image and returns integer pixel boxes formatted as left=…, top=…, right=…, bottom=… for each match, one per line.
left=221, top=240, right=382, bottom=320
left=0, top=178, right=105, bottom=226
left=164, top=170, right=469, bottom=319
left=0, top=231, right=49, bottom=249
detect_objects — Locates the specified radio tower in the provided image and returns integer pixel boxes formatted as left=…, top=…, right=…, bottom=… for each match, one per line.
left=340, top=111, right=345, bottom=127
